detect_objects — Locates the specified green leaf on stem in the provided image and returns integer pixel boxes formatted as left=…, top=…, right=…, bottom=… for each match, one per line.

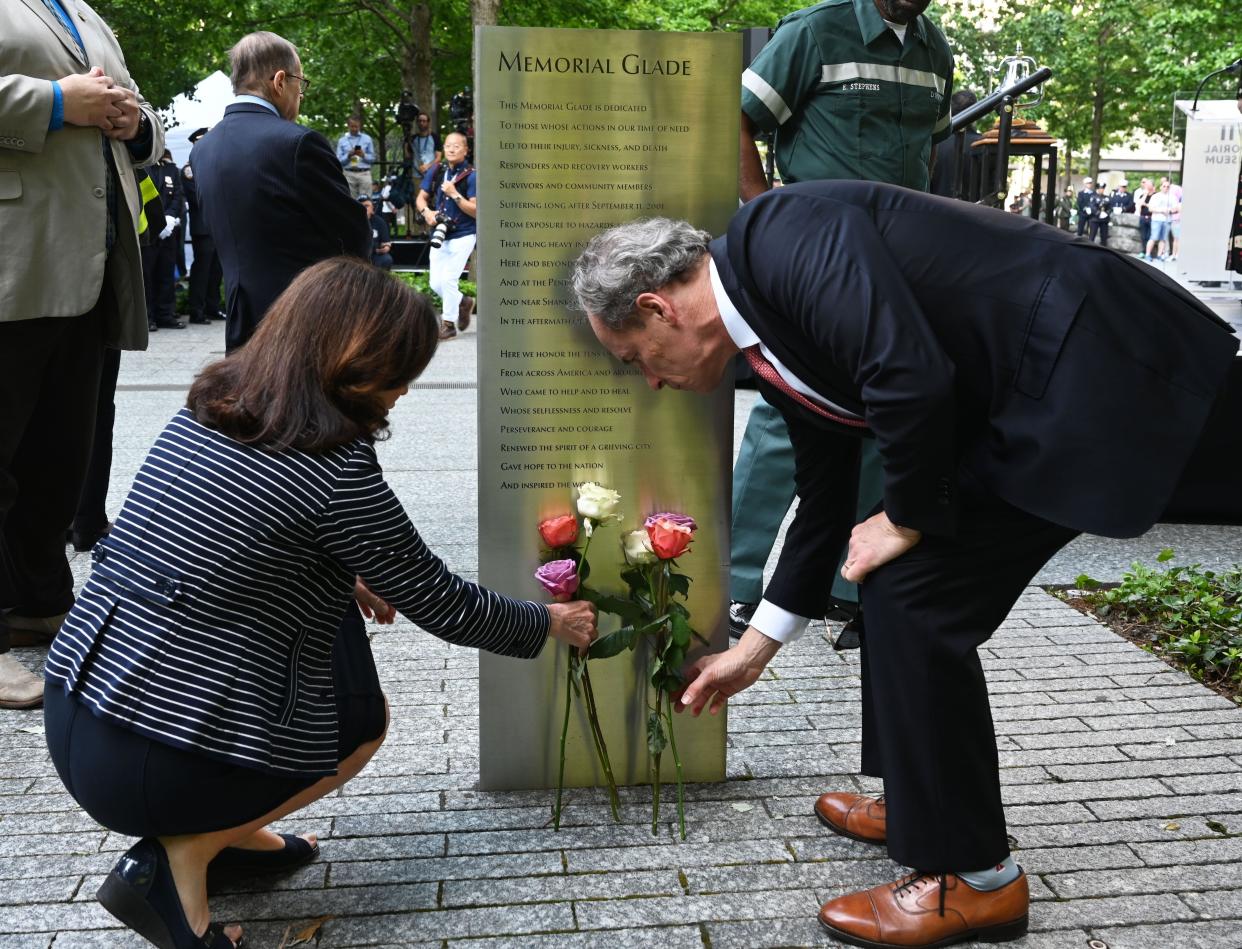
left=581, top=589, right=645, bottom=625
left=588, top=625, right=637, bottom=660
left=620, top=567, right=648, bottom=598
left=667, top=572, right=691, bottom=598
left=647, top=712, right=667, bottom=756
left=670, top=611, right=692, bottom=649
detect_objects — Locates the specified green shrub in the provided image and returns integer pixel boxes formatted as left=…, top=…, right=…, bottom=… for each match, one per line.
left=392, top=271, right=476, bottom=309
left=1072, top=549, right=1242, bottom=695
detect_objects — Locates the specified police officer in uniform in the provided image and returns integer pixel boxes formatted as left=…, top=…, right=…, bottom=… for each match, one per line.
left=1075, top=176, right=1095, bottom=237
left=182, top=128, right=224, bottom=325
left=145, top=149, right=185, bottom=329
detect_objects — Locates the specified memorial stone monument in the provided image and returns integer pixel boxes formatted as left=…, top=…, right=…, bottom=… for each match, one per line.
left=474, top=26, right=741, bottom=791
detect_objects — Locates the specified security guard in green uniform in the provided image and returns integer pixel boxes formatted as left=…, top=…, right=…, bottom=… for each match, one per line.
left=730, top=0, right=953, bottom=647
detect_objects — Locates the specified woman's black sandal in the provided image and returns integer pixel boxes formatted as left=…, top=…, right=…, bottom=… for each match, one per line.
left=97, top=838, right=241, bottom=948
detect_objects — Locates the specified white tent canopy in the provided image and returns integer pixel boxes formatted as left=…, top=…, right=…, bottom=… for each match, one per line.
left=158, top=70, right=233, bottom=168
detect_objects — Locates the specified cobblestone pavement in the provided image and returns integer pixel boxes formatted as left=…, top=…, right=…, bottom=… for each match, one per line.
left=3, top=321, right=1240, bottom=947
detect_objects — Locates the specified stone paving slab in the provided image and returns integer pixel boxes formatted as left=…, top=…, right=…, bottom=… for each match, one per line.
left=6, top=320, right=1242, bottom=947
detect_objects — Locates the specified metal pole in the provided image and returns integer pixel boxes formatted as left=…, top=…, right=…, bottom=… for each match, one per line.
left=992, top=95, right=1014, bottom=206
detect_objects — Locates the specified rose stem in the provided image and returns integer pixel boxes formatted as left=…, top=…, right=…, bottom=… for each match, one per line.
left=665, top=690, right=687, bottom=840
left=554, top=650, right=572, bottom=830
left=580, top=665, right=621, bottom=820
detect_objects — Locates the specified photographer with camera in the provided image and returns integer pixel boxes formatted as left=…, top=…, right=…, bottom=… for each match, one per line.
left=414, top=131, right=476, bottom=340
left=412, top=113, right=442, bottom=176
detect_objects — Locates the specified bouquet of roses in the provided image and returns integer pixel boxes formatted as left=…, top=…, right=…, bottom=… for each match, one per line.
left=534, top=483, right=623, bottom=828
left=587, top=511, right=707, bottom=839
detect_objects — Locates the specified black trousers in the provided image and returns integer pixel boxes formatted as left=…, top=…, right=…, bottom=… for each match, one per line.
left=0, top=301, right=107, bottom=644
left=1088, top=218, right=1110, bottom=246
left=188, top=234, right=223, bottom=319
left=858, top=477, right=1078, bottom=871
left=72, top=347, right=121, bottom=536
left=142, top=237, right=178, bottom=324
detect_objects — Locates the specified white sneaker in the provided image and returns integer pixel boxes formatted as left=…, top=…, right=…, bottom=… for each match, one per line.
left=0, top=654, right=43, bottom=709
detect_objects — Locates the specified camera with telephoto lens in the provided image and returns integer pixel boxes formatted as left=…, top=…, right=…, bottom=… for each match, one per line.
left=429, top=211, right=455, bottom=248
left=395, top=90, right=421, bottom=132
left=449, top=88, right=473, bottom=134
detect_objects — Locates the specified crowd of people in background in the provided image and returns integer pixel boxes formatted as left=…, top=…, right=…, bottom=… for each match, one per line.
left=122, top=103, right=474, bottom=331
left=1042, top=174, right=1184, bottom=258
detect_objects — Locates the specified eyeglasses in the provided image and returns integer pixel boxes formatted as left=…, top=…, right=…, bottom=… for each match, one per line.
left=278, top=72, right=310, bottom=96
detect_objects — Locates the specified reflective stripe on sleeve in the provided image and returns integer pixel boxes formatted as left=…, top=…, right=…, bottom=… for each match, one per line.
left=742, top=68, right=793, bottom=125
left=933, top=112, right=950, bottom=133
left=820, top=62, right=946, bottom=94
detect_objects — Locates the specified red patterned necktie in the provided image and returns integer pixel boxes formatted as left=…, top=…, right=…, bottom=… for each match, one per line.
left=743, top=345, right=869, bottom=430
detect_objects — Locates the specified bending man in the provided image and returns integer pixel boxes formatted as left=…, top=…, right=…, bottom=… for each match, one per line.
left=572, top=181, right=1237, bottom=949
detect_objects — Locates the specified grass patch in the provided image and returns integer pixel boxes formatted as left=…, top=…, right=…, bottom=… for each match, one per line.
left=1055, top=549, right=1241, bottom=703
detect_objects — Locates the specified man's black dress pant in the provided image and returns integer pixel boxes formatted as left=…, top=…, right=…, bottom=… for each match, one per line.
left=0, top=296, right=106, bottom=638
left=188, top=234, right=223, bottom=319
left=72, top=346, right=122, bottom=539
left=858, top=474, right=1078, bottom=872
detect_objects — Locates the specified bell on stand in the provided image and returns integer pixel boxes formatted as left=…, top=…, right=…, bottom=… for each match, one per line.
left=972, top=45, right=1056, bottom=217
left=975, top=44, right=1055, bottom=147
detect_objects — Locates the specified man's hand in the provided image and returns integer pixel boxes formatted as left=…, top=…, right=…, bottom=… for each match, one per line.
left=102, top=86, right=142, bottom=140
left=421, top=207, right=437, bottom=226
left=440, top=179, right=460, bottom=201
left=840, top=511, right=922, bottom=584
left=547, top=600, right=598, bottom=656
left=675, top=628, right=781, bottom=716
left=354, top=577, right=396, bottom=624
left=60, top=68, right=125, bottom=130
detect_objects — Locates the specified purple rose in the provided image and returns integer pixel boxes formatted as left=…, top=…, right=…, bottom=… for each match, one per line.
left=643, top=512, right=697, bottom=532
left=535, top=559, right=580, bottom=599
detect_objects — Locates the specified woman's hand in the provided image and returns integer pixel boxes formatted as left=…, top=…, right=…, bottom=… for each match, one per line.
left=354, top=576, right=396, bottom=624
left=546, top=600, right=598, bottom=656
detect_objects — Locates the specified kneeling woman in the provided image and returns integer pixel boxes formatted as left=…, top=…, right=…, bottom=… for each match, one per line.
left=43, top=258, right=596, bottom=948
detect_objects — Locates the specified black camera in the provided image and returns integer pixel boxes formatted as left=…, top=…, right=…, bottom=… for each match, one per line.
left=449, top=88, right=472, bottom=134
left=429, top=211, right=455, bottom=249
left=395, top=90, right=421, bottom=131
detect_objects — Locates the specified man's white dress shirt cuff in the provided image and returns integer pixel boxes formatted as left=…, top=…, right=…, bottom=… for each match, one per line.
left=749, top=600, right=810, bottom=644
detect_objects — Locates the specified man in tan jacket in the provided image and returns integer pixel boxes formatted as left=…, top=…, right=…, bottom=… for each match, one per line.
left=0, top=0, right=163, bottom=707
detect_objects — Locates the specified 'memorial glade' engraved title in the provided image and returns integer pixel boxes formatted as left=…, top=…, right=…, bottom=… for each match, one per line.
left=499, top=51, right=692, bottom=76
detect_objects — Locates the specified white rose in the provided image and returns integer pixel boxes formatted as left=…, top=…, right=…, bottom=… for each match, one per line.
left=576, top=482, right=621, bottom=522
left=622, top=529, right=658, bottom=565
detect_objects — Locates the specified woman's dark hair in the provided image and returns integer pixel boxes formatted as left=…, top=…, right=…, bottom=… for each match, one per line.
left=188, top=257, right=439, bottom=452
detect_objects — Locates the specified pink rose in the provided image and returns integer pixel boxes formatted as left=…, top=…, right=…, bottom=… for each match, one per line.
left=644, top=512, right=697, bottom=560
left=538, top=514, right=579, bottom=549
left=535, top=559, right=580, bottom=598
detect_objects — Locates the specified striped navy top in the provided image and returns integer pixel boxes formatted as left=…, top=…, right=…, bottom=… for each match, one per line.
left=45, top=409, right=548, bottom=776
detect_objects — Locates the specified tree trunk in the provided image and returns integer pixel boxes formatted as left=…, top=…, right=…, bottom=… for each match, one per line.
left=470, top=0, right=499, bottom=119
left=472, top=0, right=501, bottom=28
left=401, top=2, right=433, bottom=119
left=1089, top=86, right=1104, bottom=180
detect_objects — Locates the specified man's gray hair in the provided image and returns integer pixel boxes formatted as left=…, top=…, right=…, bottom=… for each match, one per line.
left=572, top=218, right=711, bottom=327
left=230, top=32, right=298, bottom=95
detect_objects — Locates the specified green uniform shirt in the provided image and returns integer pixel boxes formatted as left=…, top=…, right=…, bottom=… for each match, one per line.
left=742, top=0, right=953, bottom=191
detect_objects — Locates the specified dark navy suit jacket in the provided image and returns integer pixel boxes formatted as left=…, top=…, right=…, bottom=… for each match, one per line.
left=190, top=103, right=370, bottom=351
left=712, top=181, right=1237, bottom=619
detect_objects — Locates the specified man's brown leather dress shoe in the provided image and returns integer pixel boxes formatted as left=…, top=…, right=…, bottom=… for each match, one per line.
left=819, top=870, right=1029, bottom=948
left=814, top=791, right=886, bottom=844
